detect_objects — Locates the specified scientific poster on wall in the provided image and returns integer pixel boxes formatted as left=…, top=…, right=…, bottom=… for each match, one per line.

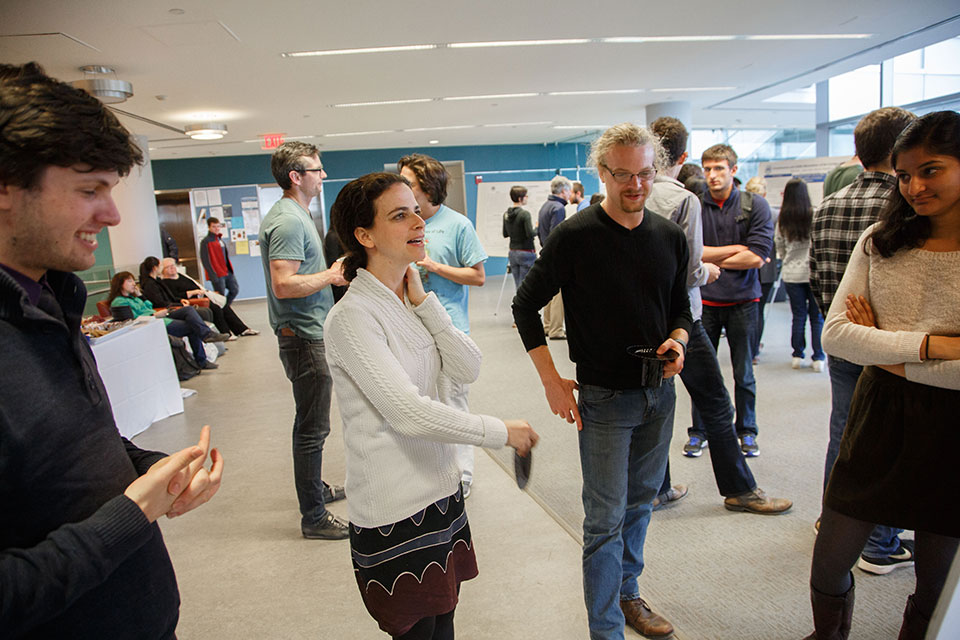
left=757, top=156, right=849, bottom=209
left=475, top=181, right=554, bottom=257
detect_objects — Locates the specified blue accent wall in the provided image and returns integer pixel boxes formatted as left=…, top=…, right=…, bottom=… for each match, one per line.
left=152, top=142, right=600, bottom=276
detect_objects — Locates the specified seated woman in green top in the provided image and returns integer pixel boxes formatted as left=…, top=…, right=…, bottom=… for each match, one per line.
left=107, top=271, right=218, bottom=370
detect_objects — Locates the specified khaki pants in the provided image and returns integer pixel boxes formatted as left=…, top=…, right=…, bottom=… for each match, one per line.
left=543, top=292, right=565, bottom=338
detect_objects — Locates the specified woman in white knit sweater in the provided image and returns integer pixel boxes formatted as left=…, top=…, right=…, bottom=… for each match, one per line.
left=804, top=111, right=960, bottom=640
left=323, top=172, right=538, bottom=640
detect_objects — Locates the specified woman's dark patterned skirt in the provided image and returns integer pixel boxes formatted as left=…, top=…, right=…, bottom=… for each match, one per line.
left=350, top=487, right=478, bottom=636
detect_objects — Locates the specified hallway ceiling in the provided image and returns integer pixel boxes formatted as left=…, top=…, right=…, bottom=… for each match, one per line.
left=2, top=0, right=958, bottom=159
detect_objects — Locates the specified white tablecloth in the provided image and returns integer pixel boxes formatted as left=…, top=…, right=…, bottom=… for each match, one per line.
left=91, top=318, right=184, bottom=439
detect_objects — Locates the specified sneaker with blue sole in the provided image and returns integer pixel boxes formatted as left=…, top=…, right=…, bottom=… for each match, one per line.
left=683, top=436, right=707, bottom=457
left=739, top=434, right=759, bottom=457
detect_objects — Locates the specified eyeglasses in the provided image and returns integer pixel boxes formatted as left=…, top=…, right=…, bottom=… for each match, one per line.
left=600, top=163, right=656, bottom=184
left=299, top=168, right=325, bottom=174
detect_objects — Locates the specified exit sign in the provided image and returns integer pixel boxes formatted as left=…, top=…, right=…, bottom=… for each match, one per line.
left=261, top=133, right=286, bottom=150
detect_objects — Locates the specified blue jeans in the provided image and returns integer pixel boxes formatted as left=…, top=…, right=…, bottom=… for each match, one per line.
left=784, top=282, right=824, bottom=360
left=210, top=273, right=239, bottom=307
left=278, top=334, right=333, bottom=527
left=578, top=381, right=675, bottom=640
left=698, top=302, right=758, bottom=436
left=508, top=250, right=536, bottom=290
left=166, top=318, right=208, bottom=364
left=667, top=321, right=756, bottom=497
left=825, top=356, right=903, bottom=557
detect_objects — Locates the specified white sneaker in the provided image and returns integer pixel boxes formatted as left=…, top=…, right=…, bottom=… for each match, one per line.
left=792, top=357, right=803, bottom=369
left=812, top=360, right=825, bottom=372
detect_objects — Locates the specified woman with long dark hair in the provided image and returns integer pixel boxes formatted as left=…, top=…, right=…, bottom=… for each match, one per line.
left=323, top=172, right=538, bottom=640
left=107, top=271, right=219, bottom=369
left=805, top=111, right=960, bottom=639
left=775, top=177, right=824, bottom=370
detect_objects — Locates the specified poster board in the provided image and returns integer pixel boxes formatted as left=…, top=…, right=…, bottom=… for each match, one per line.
left=190, top=185, right=267, bottom=300
left=757, top=156, right=849, bottom=209
left=476, top=181, right=579, bottom=257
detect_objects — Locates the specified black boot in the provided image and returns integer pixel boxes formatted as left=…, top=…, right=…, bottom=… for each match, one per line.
left=897, top=595, right=930, bottom=640
left=802, top=577, right=855, bottom=640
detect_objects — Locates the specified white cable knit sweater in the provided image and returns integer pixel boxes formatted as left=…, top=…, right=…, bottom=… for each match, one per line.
left=822, top=224, right=960, bottom=390
left=324, top=269, right=508, bottom=528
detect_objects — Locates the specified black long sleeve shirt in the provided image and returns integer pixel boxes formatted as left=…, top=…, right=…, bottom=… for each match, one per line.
left=512, top=204, right=692, bottom=389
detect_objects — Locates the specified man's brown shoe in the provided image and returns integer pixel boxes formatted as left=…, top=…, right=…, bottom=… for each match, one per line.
left=620, top=598, right=674, bottom=638
left=723, top=488, right=792, bottom=515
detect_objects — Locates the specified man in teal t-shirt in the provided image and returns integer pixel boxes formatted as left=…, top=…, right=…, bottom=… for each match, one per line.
left=398, top=154, right=488, bottom=496
left=260, top=141, right=349, bottom=541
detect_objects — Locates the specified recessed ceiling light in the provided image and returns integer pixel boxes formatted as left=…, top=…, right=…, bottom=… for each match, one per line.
left=603, top=35, right=736, bottom=43
left=649, top=87, right=736, bottom=92
left=404, top=125, right=474, bottom=132
left=429, top=140, right=440, bottom=145
left=449, top=39, right=590, bottom=48
left=547, top=89, right=641, bottom=96
left=443, top=93, right=538, bottom=101
left=324, top=130, right=394, bottom=137
left=331, top=98, right=433, bottom=108
left=483, top=121, right=553, bottom=127
left=553, top=125, right=608, bottom=130
left=282, top=44, right=437, bottom=58
left=184, top=123, right=228, bottom=140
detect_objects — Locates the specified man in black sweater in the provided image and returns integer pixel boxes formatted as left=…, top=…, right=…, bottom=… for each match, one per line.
left=0, top=62, right=223, bottom=638
left=513, top=123, right=690, bottom=640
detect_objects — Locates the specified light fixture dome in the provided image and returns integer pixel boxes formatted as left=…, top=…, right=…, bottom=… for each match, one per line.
left=185, top=123, right=228, bottom=140
left=70, top=65, right=133, bottom=104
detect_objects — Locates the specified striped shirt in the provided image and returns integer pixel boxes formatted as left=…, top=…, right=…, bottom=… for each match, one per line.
left=809, top=171, right=897, bottom=313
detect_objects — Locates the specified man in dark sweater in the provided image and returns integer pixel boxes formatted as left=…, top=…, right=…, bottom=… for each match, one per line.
left=513, top=123, right=690, bottom=640
left=0, top=62, right=223, bottom=638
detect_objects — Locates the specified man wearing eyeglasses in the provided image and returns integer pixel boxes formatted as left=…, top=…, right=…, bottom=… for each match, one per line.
left=699, top=145, right=774, bottom=458
left=513, top=123, right=691, bottom=640
left=537, top=175, right=573, bottom=340
left=260, top=141, right=350, bottom=540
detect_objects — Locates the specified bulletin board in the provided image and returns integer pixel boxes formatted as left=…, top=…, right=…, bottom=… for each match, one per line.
left=190, top=185, right=267, bottom=300
left=757, top=156, right=849, bottom=209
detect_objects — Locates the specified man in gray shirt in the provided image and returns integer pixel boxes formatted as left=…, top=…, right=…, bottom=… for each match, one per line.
left=260, top=141, right=349, bottom=540
left=646, top=117, right=791, bottom=516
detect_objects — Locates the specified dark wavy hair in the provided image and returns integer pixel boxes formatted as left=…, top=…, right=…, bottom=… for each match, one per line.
left=397, top=154, right=447, bottom=206
left=650, top=116, right=689, bottom=167
left=107, top=271, right=137, bottom=306
left=139, top=256, right=160, bottom=284
left=271, top=141, right=320, bottom=190
left=330, top=172, right=411, bottom=281
left=867, top=111, right=960, bottom=258
left=778, top=178, right=813, bottom=243
left=0, top=62, right=143, bottom=189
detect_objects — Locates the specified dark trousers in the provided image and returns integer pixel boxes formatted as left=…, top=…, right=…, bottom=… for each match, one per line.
left=661, top=320, right=756, bottom=497
left=278, top=334, right=332, bottom=526
left=394, top=608, right=456, bottom=640
left=208, top=302, right=249, bottom=335
left=698, top=302, right=758, bottom=436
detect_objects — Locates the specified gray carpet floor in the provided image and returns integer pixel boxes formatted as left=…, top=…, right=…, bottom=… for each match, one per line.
left=470, top=275, right=915, bottom=639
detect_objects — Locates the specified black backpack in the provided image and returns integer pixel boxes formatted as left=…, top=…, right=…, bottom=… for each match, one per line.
left=168, top=335, right=202, bottom=381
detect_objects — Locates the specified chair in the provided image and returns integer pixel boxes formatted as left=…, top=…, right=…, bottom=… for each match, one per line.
left=96, top=300, right=111, bottom=318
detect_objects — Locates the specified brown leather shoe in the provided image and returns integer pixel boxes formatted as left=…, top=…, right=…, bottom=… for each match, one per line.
left=723, top=488, right=792, bottom=515
left=620, top=598, right=674, bottom=638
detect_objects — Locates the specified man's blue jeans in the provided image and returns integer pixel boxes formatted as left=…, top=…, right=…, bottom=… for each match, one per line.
left=784, top=282, right=824, bottom=360
left=698, top=302, right=758, bottom=436
left=508, top=250, right=536, bottom=290
left=278, top=334, right=332, bottom=527
left=210, top=273, right=240, bottom=307
left=578, top=381, right=675, bottom=640
left=666, top=320, right=755, bottom=497
left=825, top=356, right=903, bottom=557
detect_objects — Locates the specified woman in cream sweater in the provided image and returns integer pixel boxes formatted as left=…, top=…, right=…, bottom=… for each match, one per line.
left=804, top=111, right=960, bottom=640
left=323, top=172, right=538, bottom=640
